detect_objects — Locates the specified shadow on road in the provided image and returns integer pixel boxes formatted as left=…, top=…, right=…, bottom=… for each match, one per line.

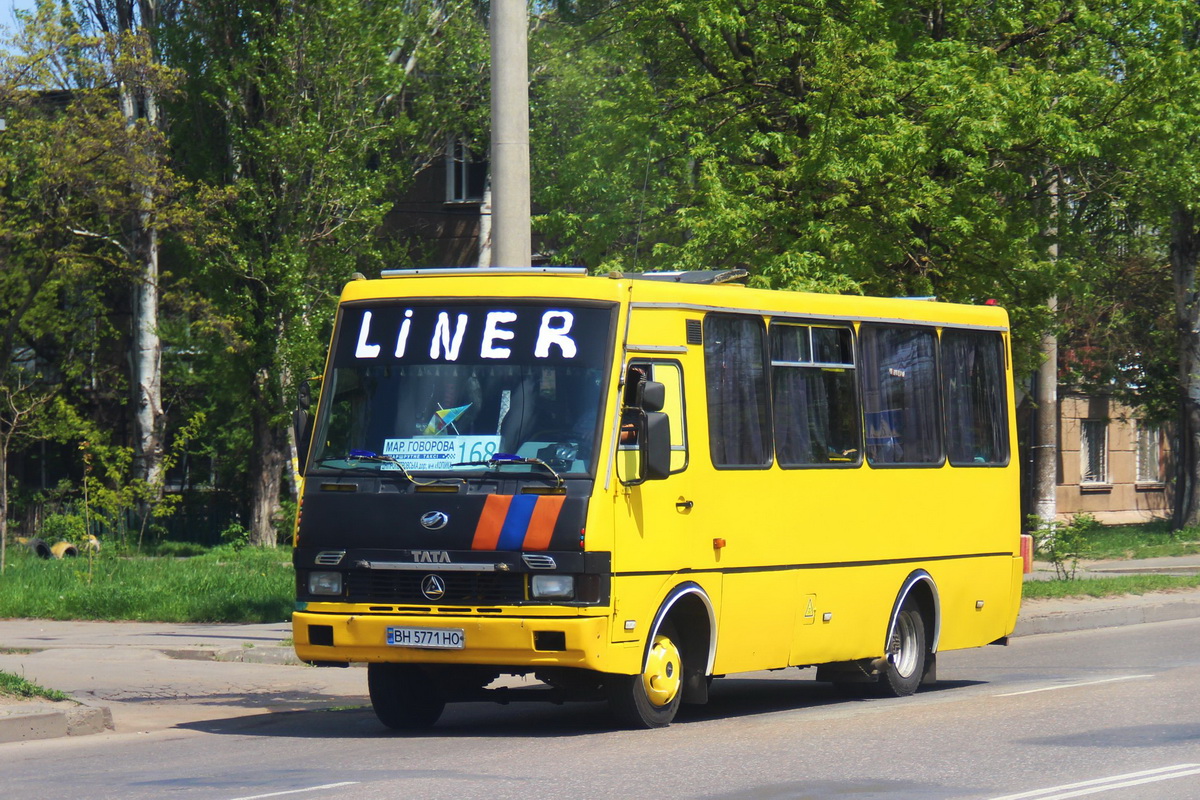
left=175, top=675, right=987, bottom=740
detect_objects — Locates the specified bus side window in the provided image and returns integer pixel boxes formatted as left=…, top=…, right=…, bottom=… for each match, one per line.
left=943, top=330, right=1008, bottom=466
left=650, top=362, right=687, bottom=472
left=770, top=323, right=861, bottom=467
left=704, top=315, right=772, bottom=468
left=860, top=325, right=943, bottom=466
left=618, top=360, right=688, bottom=477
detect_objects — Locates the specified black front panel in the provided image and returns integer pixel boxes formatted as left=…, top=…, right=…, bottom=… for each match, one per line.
left=343, top=569, right=526, bottom=605
left=295, top=548, right=612, bottom=606
left=299, top=481, right=590, bottom=552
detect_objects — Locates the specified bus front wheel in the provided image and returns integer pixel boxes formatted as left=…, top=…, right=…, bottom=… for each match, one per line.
left=878, top=603, right=926, bottom=697
left=368, top=663, right=445, bottom=730
left=607, top=623, right=683, bottom=728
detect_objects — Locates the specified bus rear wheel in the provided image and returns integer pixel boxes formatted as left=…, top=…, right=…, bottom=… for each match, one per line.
left=877, top=603, right=926, bottom=697
left=607, top=623, right=683, bottom=728
left=368, top=663, right=445, bottom=731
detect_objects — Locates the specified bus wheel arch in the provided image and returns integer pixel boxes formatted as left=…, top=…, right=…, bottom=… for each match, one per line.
left=607, top=582, right=715, bottom=728
left=880, top=571, right=939, bottom=695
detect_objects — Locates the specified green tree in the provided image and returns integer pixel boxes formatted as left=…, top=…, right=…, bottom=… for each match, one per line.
left=81, top=0, right=183, bottom=501
left=1112, top=5, right=1200, bottom=526
left=0, top=3, right=164, bottom=567
left=532, top=1, right=1162, bottom=368
left=163, top=0, right=488, bottom=545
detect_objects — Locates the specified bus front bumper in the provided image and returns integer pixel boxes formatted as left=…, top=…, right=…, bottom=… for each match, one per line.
left=293, top=610, right=637, bottom=673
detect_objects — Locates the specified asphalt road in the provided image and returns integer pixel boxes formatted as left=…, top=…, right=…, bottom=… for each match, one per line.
left=6, top=618, right=1200, bottom=800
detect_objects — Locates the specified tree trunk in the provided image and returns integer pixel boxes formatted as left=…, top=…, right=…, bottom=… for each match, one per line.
left=1171, top=207, right=1200, bottom=529
left=132, top=221, right=164, bottom=492
left=101, top=0, right=165, bottom=500
left=248, top=369, right=287, bottom=548
left=0, top=434, right=8, bottom=574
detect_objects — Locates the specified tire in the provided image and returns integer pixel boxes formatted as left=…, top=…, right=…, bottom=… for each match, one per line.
left=26, top=538, right=52, bottom=559
left=607, top=622, right=683, bottom=728
left=51, top=541, right=79, bottom=558
left=367, top=663, right=445, bottom=731
left=877, top=603, right=927, bottom=697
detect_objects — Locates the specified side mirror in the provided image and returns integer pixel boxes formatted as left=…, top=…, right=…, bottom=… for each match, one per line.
left=640, top=380, right=665, bottom=413
left=641, top=411, right=671, bottom=481
left=293, top=378, right=320, bottom=473
left=298, top=379, right=313, bottom=411
left=617, top=370, right=671, bottom=485
left=293, top=409, right=313, bottom=475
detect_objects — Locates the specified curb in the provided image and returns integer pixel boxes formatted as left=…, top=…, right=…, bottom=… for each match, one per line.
left=163, top=646, right=306, bottom=666
left=0, top=703, right=113, bottom=744
left=1014, top=592, right=1200, bottom=637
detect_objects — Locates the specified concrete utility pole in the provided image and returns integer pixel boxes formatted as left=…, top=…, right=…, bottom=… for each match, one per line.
left=1034, top=295, right=1059, bottom=527
left=489, top=0, right=531, bottom=268
left=1034, top=173, right=1061, bottom=530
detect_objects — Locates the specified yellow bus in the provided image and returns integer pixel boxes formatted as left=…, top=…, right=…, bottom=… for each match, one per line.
left=292, top=267, right=1022, bottom=729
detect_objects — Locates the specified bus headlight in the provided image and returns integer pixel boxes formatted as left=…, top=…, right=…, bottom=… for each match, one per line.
left=530, top=574, right=575, bottom=600
left=308, top=571, right=343, bottom=596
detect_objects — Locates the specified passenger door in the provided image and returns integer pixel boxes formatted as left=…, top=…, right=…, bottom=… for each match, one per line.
left=612, top=358, right=708, bottom=643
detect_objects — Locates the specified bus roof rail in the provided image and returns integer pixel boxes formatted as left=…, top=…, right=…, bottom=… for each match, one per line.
left=379, top=267, right=589, bottom=278
left=615, top=269, right=750, bottom=285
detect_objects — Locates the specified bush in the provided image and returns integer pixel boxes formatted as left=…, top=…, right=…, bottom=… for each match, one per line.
left=1031, top=513, right=1098, bottom=580
left=40, top=512, right=89, bottom=544
left=219, top=522, right=250, bottom=551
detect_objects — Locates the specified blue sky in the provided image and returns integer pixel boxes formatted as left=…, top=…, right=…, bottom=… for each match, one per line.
left=1, top=0, right=35, bottom=28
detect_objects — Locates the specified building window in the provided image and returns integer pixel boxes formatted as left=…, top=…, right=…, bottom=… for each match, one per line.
left=1137, top=423, right=1163, bottom=484
left=1080, top=419, right=1109, bottom=485
left=445, top=136, right=488, bottom=203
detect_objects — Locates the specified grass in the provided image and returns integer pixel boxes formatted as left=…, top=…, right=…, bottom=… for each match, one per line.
left=0, top=671, right=70, bottom=702
left=1023, top=574, right=1200, bottom=599
left=1, top=520, right=1197, bottom=621
left=0, top=545, right=292, bottom=623
left=1025, top=520, right=1200, bottom=599
left=1071, top=520, right=1200, bottom=561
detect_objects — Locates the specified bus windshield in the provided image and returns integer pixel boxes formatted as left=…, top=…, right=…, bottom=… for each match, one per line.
left=308, top=301, right=615, bottom=477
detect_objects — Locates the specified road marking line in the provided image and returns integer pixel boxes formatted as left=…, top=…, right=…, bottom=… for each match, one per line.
left=228, top=782, right=360, bottom=800
left=996, top=674, right=1153, bottom=697
left=988, top=764, right=1200, bottom=800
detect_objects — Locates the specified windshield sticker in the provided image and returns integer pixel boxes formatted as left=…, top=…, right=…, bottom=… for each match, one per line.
left=348, top=307, right=588, bottom=364
left=382, top=435, right=501, bottom=471
left=423, top=403, right=472, bottom=435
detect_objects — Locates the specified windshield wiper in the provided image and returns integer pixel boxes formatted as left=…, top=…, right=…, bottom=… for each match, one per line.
left=453, top=453, right=564, bottom=488
left=314, top=451, right=456, bottom=486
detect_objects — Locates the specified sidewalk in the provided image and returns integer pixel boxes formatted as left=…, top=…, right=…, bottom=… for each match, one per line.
left=3, top=556, right=1200, bottom=744
left=0, top=620, right=365, bottom=743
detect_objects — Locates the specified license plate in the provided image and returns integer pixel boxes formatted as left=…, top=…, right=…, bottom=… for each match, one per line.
left=386, top=626, right=465, bottom=649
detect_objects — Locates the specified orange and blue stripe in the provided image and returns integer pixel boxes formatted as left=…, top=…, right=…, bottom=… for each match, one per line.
left=472, top=495, right=565, bottom=551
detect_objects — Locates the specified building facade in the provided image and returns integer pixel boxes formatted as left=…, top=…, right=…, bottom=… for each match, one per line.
left=1055, top=393, right=1171, bottom=524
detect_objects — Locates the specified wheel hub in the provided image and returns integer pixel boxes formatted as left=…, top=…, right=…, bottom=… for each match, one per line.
left=889, top=612, right=920, bottom=679
left=642, top=633, right=682, bottom=707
